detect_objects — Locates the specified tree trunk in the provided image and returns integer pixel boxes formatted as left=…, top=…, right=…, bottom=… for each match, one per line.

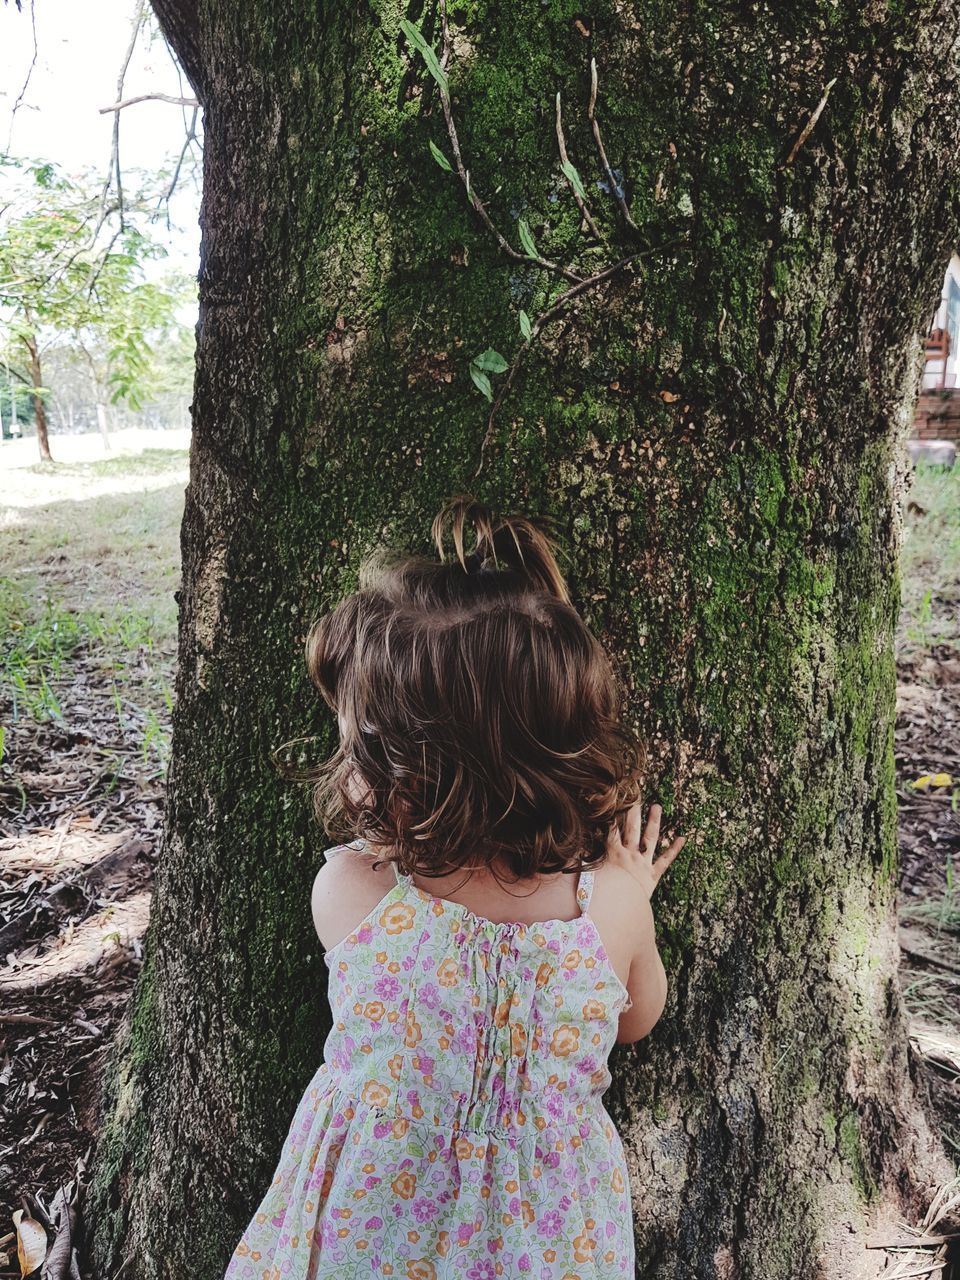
left=90, top=3, right=959, bottom=1277
left=23, top=328, right=52, bottom=462
left=96, top=400, right=112, bottom=449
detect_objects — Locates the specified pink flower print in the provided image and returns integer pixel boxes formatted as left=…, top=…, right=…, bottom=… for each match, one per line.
left=364, top=1216, right=384, bottom=1230
left=373, top=1121, right=392, bottom=1138
left=544, top=1089, right=564, bottom=1121
left=457, top=1222, right=474, bottom=1245
left=419, top=981, right=441, bottom=1010
left=412, top=1198, right=438, bottom=1223
left=417, top=1053, right=435, bottom=1075
left=509, top=1196, right=521, bottom=1216
left=538, top=1209, right=563, bottom=1238
left=466, top=1262, right=496, bottom=1280
left=559, top=1194, right=572, bottom=1212
left=374, top=974, right=401, bottom=1000
left=356, top=922, right=374, bottom=944
left=518, top=1254, right=532, bottom=1273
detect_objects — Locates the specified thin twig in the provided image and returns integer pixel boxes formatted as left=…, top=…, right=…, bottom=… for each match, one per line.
left=476, top=236, right=684, bottom=474
left=99, top=92, right=199, bottom=114
left=157, top=105, right=200, bottom=208
left=5, top=0, right=39, bottom=154
left=588, top=58, right=638, bottom=232
left=477, top=254, right=639, bottom=474
left=99, top=0, right=147, bottom=234
left=555, top=92, right=602, bottom=240
left=784, top=77, right=838, bottom=166
left=437, top=0, right=583, bottom=285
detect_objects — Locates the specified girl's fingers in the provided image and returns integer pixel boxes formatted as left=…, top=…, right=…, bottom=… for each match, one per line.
left=653, top=836, right=687, bottom=880
left=623, top=799, right=646, bottom=849
left=640, top=803, right=662, bottom=854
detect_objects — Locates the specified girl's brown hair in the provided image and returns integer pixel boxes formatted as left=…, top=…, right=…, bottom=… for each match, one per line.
left=303, top=496, right=644, bottom=881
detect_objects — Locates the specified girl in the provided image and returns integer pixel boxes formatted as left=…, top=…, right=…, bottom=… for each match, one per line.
left=225, top=496, right=685, bottom=1279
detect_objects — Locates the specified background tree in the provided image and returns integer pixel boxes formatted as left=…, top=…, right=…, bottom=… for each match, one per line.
left=0, top=160, right=184, bottom=457
left=89, top=2, right=959, bottom=1277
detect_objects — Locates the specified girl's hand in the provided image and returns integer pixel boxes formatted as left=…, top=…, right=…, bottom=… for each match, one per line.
left=606, top=801, right=686, bottom=899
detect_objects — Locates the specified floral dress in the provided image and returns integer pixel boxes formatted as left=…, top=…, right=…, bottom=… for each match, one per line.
left=224, top=840, right=636, bottom=1279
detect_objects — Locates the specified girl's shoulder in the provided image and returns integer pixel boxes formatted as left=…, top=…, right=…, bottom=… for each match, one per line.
left=311, top=840, right=396, bottom=951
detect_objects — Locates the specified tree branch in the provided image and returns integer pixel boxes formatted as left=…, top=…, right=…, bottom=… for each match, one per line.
left=5, top=0, right=38, bottom=154
left=588, top=58, right=639, bottom=234
left=99, top=92, right=199, bottom=114
left=437, top=0, right=583, bottom=286
left=555, top=92, right=602, bottom=241
left=475, top=237, right=686, bottom=475
left=99, top=0, right=146, bottom=234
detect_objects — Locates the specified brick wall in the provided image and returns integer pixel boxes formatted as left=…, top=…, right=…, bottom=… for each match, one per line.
left=913, top=390, right=960, bottom=442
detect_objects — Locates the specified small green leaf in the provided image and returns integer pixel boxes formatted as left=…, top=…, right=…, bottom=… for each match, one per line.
left=517, top=218, right=538, bottom=258
left=561, top=159, right=587, bottom=202
left=429, top=140, right=453, bottom=172
left=473, top=347, right=508, bottom=373
left=469, top=364, right=494, bottom=401
left=519, top=310, right=532, bottom=340
left=399, top=18, right=449, bottom=94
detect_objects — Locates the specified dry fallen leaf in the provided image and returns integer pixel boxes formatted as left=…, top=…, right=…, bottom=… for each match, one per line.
left=12, top=1209, right=46, bottom=1277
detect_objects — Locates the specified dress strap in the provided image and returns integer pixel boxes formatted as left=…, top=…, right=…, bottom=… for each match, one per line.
left=576, top=867, right=595, bottom=915
left=347, top=838, right=406, bottom=886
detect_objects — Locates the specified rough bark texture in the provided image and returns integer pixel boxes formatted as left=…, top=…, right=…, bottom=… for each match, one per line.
left=90, top=2, right=960, bottom=1277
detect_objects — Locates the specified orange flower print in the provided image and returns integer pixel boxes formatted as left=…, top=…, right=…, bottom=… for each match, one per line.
left=392, top=1170, right=417, bottom=1199
left=437, top=958, right=459, bottom=987
left=437, top=1230, right=451, bottom=1257
left=573, top=1230, right=596, bottom=1261
left=360, top=1079, right=390, bottom=1107
left=388, top=1052, right=403, bottom=1080
left=405, top=1011, right=422, bottom=1047
left=535, top=962, right=554, bottom=988
left=562, top=948, right=582, bottom=970
left=582, top=998, right=606, bottom=1020
left=510, top=1022, right=527, bottom=1055
left=521, top=1199, right=535, bottom=1226
left=406, top=1261, right=436, bottom=1280
left=362, top=1000, right=386, bottom=1021
left=380, top=902, right=416, bottom=935
left=550, top=1025, right=581, bottom=1057
left=455, top=1135, right=474, bottom=1160
left=611, top=1166, right=624, bottom=1192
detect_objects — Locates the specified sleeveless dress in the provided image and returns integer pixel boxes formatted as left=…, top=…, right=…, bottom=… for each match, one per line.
left=224, top=840, right=636, bottom=1279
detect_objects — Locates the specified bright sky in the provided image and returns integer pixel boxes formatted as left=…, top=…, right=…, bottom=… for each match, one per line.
left=0, top=0, right=202, bottom=276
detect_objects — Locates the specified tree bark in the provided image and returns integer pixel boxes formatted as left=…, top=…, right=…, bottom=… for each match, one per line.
left=23, top=328, right=52, bottom=462
left=90, top=2, right=960, bottom=1277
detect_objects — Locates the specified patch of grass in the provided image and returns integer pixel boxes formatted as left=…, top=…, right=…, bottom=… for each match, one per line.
left=0, top=578, right=84, bottom=721
left=0, top=572, right=174, bottom=765
left=903, top=856, right=960, bottom=935
left=902, top=970, right=960, bottom=1026
left=900, top=462, right=960, bottom=653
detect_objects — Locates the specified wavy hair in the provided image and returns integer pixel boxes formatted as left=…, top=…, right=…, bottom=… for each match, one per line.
left=302, top=495, right=644, bottom=881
